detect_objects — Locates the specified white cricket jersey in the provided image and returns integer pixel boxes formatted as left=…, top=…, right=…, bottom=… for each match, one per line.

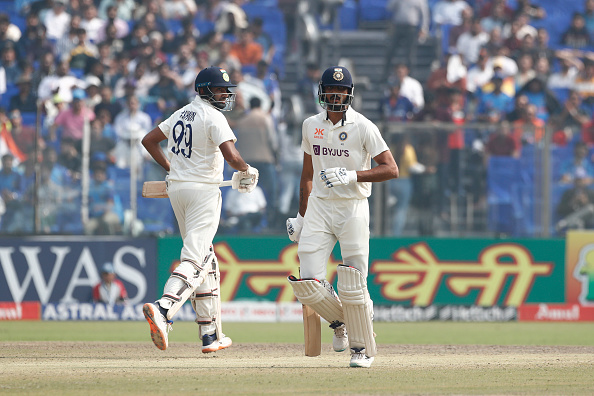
left=159, top=96, right=236, bottom=183
left=301, top=107, right=389, bottom=200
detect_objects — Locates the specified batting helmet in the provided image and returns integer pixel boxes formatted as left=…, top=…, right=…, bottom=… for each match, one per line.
left=318, top=66, right=354, bottom=112
left=194, top=66, right=237, bottom=111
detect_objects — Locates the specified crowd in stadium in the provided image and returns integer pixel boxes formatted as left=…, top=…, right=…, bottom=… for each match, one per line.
left=1, top=0, right=594, bottom=237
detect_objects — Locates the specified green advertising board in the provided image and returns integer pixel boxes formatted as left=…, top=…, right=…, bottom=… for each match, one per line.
left=156, top=237, right=565, bottom=307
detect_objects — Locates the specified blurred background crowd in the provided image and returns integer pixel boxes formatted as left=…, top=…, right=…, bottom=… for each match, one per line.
left=1, top=0, right=594, bottom=238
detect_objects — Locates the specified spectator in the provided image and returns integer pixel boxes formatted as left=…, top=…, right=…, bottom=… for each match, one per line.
left=9, top=74, right=36, bottom=113
left=456, top=17, right=490, bottom=65
left=389, top=133, right=428, bottom=236
left=32, top=164, right=62, bottom=233
left=89, top=118, right=116, bottom=163
left=7, top=109, right=39, bottom=156
left=232, top=97, right=278, bottom=227
left=43, top=0, right=71, bottom=41
left=31, top=51, right=55, bottom=96
left=92, top=262, right=128, bottom=304
left=214, top=0, right=248, bottom=36
left=516, top=77, right=561, bottom=122
left=573, top=58, right=594, bottom=104
left=67, top=28, right=99, bottom=72
left=479, top=0, right=514, bottom=19
left=534, top=27, right=555, bottom=64
left=466, top=49, right=493, bottom=94
left=480, top=1, right=509, bottom=34
left=214, top=39, right=242, bottom=73
left=94, top=85, right=123, bottom=122
left=511, top=103, right=545, bottom=147
left=506, top=93, right=529, bottom=122
left=552, top=91, right=591, bottom=145
left=380, top=80, right=415, bottom=122
left=514, top=53, right=536, bottom=91
left=57, top=138, right=82, bottom=178
left=97, top=5, right=130, bottom=41
left=50, top=89, right=96, bottom=143
left=160, top=0, right=198, bottom=20
left=251, top=17, right=275, bottom=65
left=113, top=95, right=152, bottom=172
left=230, top=28, right=264, bottom=67
left=0, top=154, right=23, bottom=232
left=383, top=0, right=429, bottom=76
left=0, top=108, right=26, bottom=163
left=561, top=12, right=591, bottom=49
left=559, top=141, right=594, bottom=185
left=55, top=14, right=83, bottom=60
left=249, top=60, right=282, bottom=121
left=147, top=63, right=186, bottom=113
left=85, top=164, right=122, bottom=235
left=432, top=0, right=471, bottom=27
left=388, top=63, right=425, bottom=112
left=1, top=43, right=20, bottom=85
left=513, top=0, right=546, bottom=21
left=556, top=174, right=594, bottom=231
left=17, top=22, right=52, bottom=66
left=475, top=73, right=514, bottom=123
left=81, top=4, right=104, bottom=43
left=0, top=13, right=21, bottom=48
left=222, top=185, right=267, bottom=233
left=425, top=53, right=467, bottom=107
left=585, top=0, right=594, bottom=36
left=486, top=121, right=519, bottom=157
left=297, top=62, right=322, bottom=116
left=486, top=45, right=518, bottom=78
left=99, top=0, right=135, bottom=21
left=37, top=60, right=86, bottom=104
left=448, top=7, right=473, bottom=52
left=548, top=54, right=582, bottom=91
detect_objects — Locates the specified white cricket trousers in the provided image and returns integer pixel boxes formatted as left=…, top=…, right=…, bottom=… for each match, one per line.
left=298, top=196, right=370, bottom=280
left=168, top=181, right=222, bottom=265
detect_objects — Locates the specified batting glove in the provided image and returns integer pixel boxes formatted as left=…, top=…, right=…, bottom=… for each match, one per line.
left=232, top=165, right=259, bottom=193
left=320, top=167, right=357, bottom=188
left=286, top=213, right=304, bottom=243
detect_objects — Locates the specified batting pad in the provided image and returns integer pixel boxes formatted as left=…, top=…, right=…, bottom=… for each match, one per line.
left=288, top=276, right=344, bottom=324
left=161, top=258, right=208, bottom=321
left=191, top=248, right=223, bottom=340
left=336, top=265, right=377, bottom=357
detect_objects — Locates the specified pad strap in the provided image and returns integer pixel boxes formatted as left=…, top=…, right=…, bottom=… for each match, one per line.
left=288, top=275, right=343, bottom=325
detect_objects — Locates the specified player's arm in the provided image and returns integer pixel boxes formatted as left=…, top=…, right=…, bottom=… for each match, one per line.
left=299, top=152, right=314, bottom=216
left=320, top=150, right=399, bottom=188
left=356, top=150, right=399, bottom=182
left=142, top=126, right=170, bottom=172
left=219, top=140, right=248, bottom=172
left=286, top=152, right=313, bottom=243
left=220, top=140, right=259, bottom=193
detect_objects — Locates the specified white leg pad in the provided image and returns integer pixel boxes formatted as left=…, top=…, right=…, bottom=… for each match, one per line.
left=159, top=254, right=210, bottom=320
left=337, top=264, right=376, bottom=357
left=191, top=247, right=223, bottom=340
left=288, top=275, right=344, bottom=325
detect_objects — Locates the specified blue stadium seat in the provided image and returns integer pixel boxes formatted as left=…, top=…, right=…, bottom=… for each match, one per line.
left=358, top=0, right=388, bottom=22
left=137, top=197, right=175, bottom=234
left=143, top=102, right=162, bottom=123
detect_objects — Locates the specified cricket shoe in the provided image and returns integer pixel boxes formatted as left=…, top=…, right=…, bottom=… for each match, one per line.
left=349, top=348, right=374, bottom=368
left=202, top=333, right=233, bottom=353
left=143, top=302, right=172, bottom=351
left=331, top=322, right=348, bottom=352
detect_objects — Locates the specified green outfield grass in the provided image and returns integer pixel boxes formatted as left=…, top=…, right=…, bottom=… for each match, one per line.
left=2, top=321, right=594, bottom=345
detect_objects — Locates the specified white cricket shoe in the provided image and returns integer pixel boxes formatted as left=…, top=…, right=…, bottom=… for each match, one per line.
left=332, top=323, right=348, bottom=352
left=202, top=333, right=233, bottom=353
left=349, top=348, right=374, bottom=368
left=143, top=302, right=172, bottom=351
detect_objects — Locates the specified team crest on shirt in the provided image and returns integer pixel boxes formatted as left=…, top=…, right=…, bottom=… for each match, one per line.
left=339, top=131, right=348, bottom=141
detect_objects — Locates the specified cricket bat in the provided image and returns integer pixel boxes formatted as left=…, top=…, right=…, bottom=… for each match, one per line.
left=303, top=302, right=321, bottom=356
left=142, top=180, right=234, bottom=198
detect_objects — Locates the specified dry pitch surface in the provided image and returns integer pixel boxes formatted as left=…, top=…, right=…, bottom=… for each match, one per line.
left=2, top=342, right=594, bottom=395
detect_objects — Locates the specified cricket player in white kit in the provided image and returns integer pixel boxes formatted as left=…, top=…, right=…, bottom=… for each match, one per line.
left=141, top=66, right=259, bottom=352
left=287, top=66, right=399, bottom=368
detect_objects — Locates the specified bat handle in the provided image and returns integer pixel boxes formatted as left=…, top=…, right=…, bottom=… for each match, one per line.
left=220, top=180, right=233, bottom=187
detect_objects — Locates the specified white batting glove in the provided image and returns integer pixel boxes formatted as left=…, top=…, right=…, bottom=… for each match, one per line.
left=286, top=213, right=304, bottom=243
left=232, top=165, right=259, bottom=193
left=320, top=167, right=357, bottom=188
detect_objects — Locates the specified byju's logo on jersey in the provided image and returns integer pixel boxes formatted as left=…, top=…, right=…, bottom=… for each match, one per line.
left=314, top=128, right=324, bottom=139
left=313, top=145, right=349, bottom=157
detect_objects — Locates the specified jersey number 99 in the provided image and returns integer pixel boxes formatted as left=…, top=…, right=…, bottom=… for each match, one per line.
left=171, top=120, right=193, bottom=158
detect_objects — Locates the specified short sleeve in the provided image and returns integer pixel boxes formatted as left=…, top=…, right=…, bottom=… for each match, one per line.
left=301, top=118, right=311, bottom=155
left=158, top=113, right=177, bottom=138
left=207, top=111, right=236, bottom=146
left=362, top=120, right=389, bottom=158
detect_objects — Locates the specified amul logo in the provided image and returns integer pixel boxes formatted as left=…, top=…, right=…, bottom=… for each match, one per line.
left=314, top=128, right=324, bottom=139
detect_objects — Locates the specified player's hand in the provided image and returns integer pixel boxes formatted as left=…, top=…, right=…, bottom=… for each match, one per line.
left=320, top=167, right=357, bottom=188
left=286, top=213, right=304, bottom=242
left=232, top=165, right=259, bottom=193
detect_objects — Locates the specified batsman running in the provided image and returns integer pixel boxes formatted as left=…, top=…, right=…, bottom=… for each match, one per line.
left=286, top=66, right=399, bottom=368
left=141, top=66, right=259, bottom=352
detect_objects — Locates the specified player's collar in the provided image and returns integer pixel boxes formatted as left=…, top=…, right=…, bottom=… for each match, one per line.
left=325, top=107, right=355, bottom=126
